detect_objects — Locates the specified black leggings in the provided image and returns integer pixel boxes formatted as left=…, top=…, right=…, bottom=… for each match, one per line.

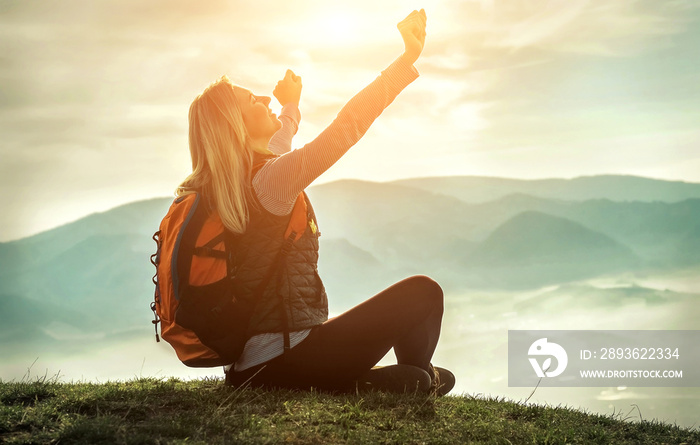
left=227, top=275, right=444, bottom=391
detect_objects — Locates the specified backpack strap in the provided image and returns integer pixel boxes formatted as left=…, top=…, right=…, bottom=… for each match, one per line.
left=193, top=232, right=227, bottom=259
left=285, top=193, right=307, bottom=242
left=276, top=232, right=296, bottom=352
left=173, top=193, right=207, bottom=302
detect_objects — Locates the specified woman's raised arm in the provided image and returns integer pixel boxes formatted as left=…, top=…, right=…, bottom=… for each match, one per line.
left=253, top=10, right=428, bottom=215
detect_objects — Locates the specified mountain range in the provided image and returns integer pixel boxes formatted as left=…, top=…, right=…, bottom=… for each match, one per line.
left=1, top=174, right=699, bottom=356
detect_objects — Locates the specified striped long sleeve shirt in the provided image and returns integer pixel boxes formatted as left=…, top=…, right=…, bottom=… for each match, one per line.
left=232, top=56, right=419, bottom=372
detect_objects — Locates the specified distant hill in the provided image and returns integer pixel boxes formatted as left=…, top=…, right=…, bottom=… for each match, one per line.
left=466, top=195, right=700, bottom=267
left=392, top=174, right=700, bottom=204
left=0, top=294, right=63, bottom=353
left=461, top=211, right=639, bottom=288
left=306, top=179, right=478, bottom=269
left=0, top=197, right=172, bottom=276
left=470, top=211, right=638, bottom=266
left=1, top=232, right=155, bottom=323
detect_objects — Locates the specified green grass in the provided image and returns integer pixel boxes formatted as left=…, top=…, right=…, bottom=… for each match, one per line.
left=1, top=376, right=698, bottom=444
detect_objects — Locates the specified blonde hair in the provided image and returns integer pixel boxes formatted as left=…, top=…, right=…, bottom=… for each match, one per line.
left=177, top=76, right=257, bottom=234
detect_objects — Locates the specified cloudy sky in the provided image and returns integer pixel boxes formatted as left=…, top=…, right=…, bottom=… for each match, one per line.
left=1, top=0, right=699, bottom=241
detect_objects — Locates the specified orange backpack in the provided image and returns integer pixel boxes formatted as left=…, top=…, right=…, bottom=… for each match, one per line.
left=150, top=191, right=308, bottom=367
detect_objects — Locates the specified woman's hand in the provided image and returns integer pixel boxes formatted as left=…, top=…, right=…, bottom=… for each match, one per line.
left=398, top=9, right=427, bottom=66
left=273, top=69, right=302, bottom=107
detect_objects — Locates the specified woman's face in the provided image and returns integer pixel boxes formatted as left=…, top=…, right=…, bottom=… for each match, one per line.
left=233, top=86, right=281, bottom=143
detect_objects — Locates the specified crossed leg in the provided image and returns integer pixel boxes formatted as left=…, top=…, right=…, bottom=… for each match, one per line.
left=228, top=275, right=444, bottom=390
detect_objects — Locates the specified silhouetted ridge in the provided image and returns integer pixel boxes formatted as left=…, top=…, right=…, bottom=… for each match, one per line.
left=392, top=175, right=700, bottom=203
left=471, top=211, right=637, bottom=266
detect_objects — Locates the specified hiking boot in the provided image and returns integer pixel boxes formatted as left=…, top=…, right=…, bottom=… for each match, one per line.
left=355, top=364, right=432, bottom=393
left=429, top=365, right=455, bottom=396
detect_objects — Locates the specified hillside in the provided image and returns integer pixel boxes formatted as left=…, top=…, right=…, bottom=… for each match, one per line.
left=0, top=295, right=64, bottom=353
left=0, top=232, right=154, bottom=326
left=467, top=195, right=700, bottom=268
left=470, top=211, right=638, bottom=267
left=306, top=179, right=478, bottom=267
left=1, top=378, right=697, bottom=444
left=458, top=211, right=639, bottom=288
left=0, top=197, right=172, bottom=276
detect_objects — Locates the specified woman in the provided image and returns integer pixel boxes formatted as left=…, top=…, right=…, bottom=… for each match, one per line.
left=178, top=9, right=454, bottom=394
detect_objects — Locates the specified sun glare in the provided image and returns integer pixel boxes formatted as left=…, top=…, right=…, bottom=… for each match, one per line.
left=318, top=11, right=358, bottom=45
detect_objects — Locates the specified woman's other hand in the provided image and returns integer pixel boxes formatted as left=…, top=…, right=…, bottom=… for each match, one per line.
left=273, top=69, right=302, bottom=107
left=398, top=9, right=427, bottom=66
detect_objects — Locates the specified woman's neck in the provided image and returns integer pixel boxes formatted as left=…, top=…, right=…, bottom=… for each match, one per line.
left=249, top=137, right=273, bottom=156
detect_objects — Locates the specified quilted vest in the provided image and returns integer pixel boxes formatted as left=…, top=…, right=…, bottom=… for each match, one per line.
left=229, top=157, right=328, bottom=336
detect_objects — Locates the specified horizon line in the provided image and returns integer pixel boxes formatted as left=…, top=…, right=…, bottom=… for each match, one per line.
left=2, top=172, right=699, bottom=244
